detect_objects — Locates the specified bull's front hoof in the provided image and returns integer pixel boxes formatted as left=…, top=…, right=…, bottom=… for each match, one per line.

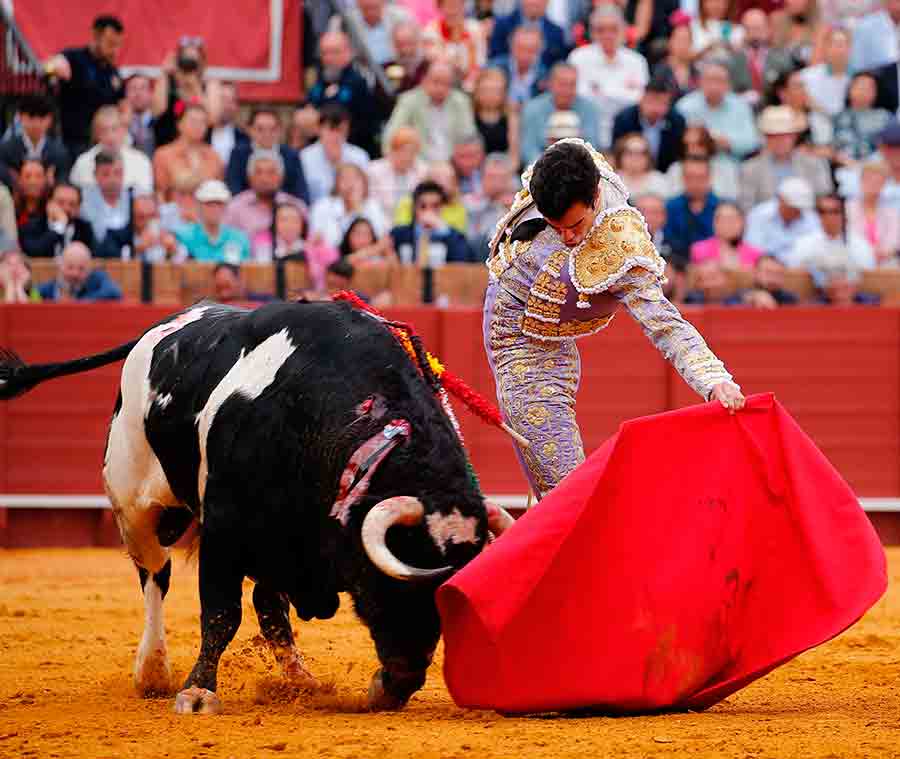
left=173, top=686, right=223, bottom=715
left=367, top=671, right=406, bottom=712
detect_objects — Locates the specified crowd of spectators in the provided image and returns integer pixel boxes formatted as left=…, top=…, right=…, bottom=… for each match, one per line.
left=5, top=1, right=900, bottom=307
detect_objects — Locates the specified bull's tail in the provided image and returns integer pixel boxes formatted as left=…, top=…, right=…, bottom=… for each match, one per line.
left=0, top=340, right=139, bottom=400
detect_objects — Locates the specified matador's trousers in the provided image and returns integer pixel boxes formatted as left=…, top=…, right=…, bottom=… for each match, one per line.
left=483, top=281, right=585, bottom=499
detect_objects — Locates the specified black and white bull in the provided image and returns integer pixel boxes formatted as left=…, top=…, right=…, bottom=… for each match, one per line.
left=0, top=301, right=513, bottom=713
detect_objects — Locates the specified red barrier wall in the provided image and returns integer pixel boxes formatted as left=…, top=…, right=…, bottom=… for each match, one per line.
left=2, top=304, right=898, bottom=533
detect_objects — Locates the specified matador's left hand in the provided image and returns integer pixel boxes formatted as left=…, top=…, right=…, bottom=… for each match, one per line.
left=711, top=382, right=745, bottom=414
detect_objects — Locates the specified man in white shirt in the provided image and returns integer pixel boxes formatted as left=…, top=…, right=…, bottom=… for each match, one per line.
left=70, top=105, right=153, bottom=194
left=744, top=176, right=822, bottom=262
left=567, top=4, right=649, bottom=148
left=79, top=150, right=131, bottom=244
left=300, top=104, right=370, bottom=204
left=801, top=27, right=851, bottom=117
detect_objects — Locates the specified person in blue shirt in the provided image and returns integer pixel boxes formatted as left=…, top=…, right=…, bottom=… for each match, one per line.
left=176, top=180, right=251, bottom=264
left=663, top=156, right=720, bottom=263
left=37, top=241, right=121, bottom=301
left=390, top=180, right=475, bottom=268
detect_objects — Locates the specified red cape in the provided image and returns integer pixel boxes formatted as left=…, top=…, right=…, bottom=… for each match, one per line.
left=437, top=394, right=887, bottom=714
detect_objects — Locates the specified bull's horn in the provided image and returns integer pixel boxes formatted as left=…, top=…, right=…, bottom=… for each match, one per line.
left=486, top=501, right=515, bottom=536
left=362, top=496, right=453, bottom=582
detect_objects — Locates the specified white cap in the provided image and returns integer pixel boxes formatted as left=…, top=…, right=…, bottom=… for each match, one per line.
left=776, top=176, right=813, bottom=211
left=195, top=179, right=231, bottom=203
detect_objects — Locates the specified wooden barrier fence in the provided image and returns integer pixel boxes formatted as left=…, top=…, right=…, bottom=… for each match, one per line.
left=23, top=260, right=900, bottom=308
left=25, top=260, right=493, bottom=307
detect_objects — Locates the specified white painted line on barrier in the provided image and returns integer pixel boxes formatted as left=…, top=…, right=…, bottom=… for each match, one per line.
left=2, top=495, right=900, bottom=513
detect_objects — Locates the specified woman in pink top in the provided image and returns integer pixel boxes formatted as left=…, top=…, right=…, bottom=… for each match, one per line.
left=845, top=159, right=900, bottom=266
left=690, top=201, right=762, bottom=270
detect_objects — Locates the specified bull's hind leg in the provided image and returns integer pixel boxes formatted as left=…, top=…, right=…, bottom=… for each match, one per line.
left=174, top=526, right=244, bottom=715
left=252, top=584, right=319, bottom=689
left=105, top=380, right=188, bottom=697
left=133, top=559, right=173, bottom=695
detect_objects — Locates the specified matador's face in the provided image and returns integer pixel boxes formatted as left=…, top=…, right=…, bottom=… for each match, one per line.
left=544, top=196, right=601, bottom=248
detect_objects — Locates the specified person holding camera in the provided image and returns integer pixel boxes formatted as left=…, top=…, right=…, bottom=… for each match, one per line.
left=151, top=36, right=222, bottom=149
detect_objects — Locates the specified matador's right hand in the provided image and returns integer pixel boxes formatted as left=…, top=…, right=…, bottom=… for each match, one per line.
left=711, top=382, right=745, bottom=414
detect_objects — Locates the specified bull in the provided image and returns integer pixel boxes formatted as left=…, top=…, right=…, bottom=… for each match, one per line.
left=0, top=300, right=513, bottom=713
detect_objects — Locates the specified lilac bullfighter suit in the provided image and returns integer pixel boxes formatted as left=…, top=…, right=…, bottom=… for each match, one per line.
left=483, top=140, right=736, bottom=498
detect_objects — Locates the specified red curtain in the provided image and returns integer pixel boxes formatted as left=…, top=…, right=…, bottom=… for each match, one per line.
left=12, top=0, right=301, bottom=102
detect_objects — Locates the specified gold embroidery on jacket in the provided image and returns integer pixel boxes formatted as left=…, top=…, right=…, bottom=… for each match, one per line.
left=570, top=207, right=665, bottom=293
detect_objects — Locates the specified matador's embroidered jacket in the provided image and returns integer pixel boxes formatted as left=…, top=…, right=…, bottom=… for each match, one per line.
left=482, top=140, right=737, bottom=496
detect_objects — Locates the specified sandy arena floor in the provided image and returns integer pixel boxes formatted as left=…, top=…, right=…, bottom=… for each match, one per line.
left=1, top=547, right=898, bottom=759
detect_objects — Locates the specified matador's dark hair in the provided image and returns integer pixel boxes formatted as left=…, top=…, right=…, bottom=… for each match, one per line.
left=529, top=142, right=600, bottom=221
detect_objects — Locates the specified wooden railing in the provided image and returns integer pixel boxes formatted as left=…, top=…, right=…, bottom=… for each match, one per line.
left=25, top=260, right=492, bottom=306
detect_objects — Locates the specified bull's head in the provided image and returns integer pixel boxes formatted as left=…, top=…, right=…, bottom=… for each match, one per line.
left=335, top=409, right=516, bottom=582
left=362, top=497, right=515, bottom=582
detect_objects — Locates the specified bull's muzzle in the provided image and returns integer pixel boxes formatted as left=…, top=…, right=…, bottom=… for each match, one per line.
left=362, top=497, right=454, bottom=582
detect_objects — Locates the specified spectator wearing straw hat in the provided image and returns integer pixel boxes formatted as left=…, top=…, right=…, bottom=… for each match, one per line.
left=176, top=180, right=250, bottom=264
left=739, top=105, right=832, bottom=212
left=744, top=176, right=822, bottom=262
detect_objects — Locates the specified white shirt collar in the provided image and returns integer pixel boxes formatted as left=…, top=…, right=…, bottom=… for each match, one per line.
left=22, top=133, right=46, bottom=158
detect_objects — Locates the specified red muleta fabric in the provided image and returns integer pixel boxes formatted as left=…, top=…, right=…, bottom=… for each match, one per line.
left=437, top=393, right=887, bottom=714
